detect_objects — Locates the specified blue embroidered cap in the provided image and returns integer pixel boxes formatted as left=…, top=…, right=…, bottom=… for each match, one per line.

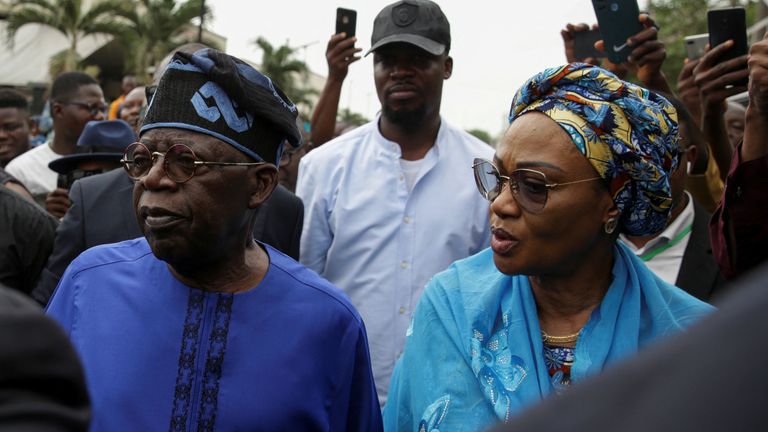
left=141, top=48, right=301, bottom=165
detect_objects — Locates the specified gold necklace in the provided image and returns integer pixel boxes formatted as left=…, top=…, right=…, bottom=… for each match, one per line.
left=541, top=329, right=581, bottom=344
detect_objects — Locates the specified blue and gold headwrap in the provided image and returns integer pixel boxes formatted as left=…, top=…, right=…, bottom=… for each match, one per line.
left=510, top=63, right=679, bottom=236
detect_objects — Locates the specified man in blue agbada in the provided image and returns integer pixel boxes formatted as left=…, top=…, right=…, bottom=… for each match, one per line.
left=383, top=63, right=713, bottom=431
left=46, top=49, right=382, bottom=431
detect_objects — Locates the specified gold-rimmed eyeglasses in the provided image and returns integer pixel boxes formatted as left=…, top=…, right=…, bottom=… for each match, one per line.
left=472, top=158, right=603, bottom=213
left=121, top=142, right=265, bottom=183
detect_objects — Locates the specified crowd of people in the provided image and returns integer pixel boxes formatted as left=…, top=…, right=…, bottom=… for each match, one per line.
left=0, top=0, right=766, bottom=430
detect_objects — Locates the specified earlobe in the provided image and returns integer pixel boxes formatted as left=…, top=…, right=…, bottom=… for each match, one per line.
left=443, top=56, right=453, bottom=80
left=248, top=164, right=278, bottom=209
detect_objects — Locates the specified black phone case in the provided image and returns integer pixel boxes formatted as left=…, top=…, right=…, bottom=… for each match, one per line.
left=591, top=0, right=643, bottom=64
left=708, top=8, right=748, bottom=86
left=708, top=8, right=748, bottom=62
left=335, top=8, right=357, bottom=38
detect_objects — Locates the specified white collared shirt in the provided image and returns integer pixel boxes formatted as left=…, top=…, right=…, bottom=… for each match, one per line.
left=620, top=191, right=695, bottom=285
left=297, top=117, right=493, bottom=404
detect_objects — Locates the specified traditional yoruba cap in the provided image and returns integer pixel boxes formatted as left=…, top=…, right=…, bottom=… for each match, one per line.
left=141, top=48, right=301, bottom=165
left=509, top=63, right=680, bottom=237
left=367, top=0, right=451, bottom=56
left=49, top=120, right=136, bottom=174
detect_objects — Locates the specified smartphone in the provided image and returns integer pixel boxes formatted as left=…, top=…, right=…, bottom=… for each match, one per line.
left=684, top=33, right=709, bottom=60
left=708, top=7, right=748, bottom=86
left=573, top=29, right=605, bottom=61
left=591, top=0, right=643, bottom=63
left=335, top=7, right=357, bottom=38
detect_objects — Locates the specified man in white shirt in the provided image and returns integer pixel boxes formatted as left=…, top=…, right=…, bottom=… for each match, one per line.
left=6, top=72, right=105, bottom=207
left=297, top=0, right=493, bottom=404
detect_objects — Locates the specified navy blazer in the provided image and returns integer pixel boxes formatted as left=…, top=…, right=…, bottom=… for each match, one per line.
left=33, top=168, right=303, bottom=306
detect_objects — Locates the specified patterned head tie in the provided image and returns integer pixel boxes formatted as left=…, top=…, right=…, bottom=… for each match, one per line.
left=141, top=48, right=301, bottom=166
left=509, top=63, right=680, bottom=236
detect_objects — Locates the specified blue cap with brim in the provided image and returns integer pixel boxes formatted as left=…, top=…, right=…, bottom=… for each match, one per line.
left=49, top=119, right=136, bottom=174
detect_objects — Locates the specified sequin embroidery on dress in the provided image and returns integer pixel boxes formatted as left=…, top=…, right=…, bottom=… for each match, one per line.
left=418, top=395, right=450, bottom=432
left=470, top=313, right=528, bottom=422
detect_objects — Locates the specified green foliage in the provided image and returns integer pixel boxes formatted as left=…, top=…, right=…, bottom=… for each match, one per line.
left=254, top=37, right=317, bottom=113
left=114, top=0, right=211, bottom=82
left=467, top=128, right=493, bottom=144
left=5, top=0, right=130, bottom=74
left=5, top=0, right=208, bottom=81
left=337, top=108, right=368, bottom=127
left=650, top=0, right=760, bottom=89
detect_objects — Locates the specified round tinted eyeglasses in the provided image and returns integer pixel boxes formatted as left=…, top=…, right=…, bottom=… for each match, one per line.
left=472, top=158, right=603, bottom=213
left=121, top=142, right=265, bottom=183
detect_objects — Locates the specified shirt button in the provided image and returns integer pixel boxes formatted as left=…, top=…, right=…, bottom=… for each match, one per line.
left=403, top=216, right=412, bottom=224
left=399, top=306, right=406, bottom=314
left=399, top=175, right=404, bottom=181
left=400, top=261, right=409, bottom=269
left=735, top=186, right=743, bottom=198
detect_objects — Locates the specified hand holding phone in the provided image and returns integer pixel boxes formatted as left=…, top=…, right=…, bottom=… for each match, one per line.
left=591, top=0, right=643, bottom=63
left=327, top=9, right=362, bottom=81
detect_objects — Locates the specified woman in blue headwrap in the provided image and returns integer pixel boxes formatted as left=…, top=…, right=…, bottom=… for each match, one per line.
left=382, top=63, right=714, bottom=432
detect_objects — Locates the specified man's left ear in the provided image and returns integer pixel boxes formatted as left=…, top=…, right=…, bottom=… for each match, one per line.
left=248, top=164, right=278, bottom=209
left=443, top=56, right=453, bottom=80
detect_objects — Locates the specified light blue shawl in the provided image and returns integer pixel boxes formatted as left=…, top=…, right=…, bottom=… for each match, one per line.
left=383, top=243, right=713, bottom=432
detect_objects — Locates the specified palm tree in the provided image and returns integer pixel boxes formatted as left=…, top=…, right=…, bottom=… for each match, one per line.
left=254, top=37, right=317, bottom=110
left=5, top=0, right=130, bottom=72
left=115, top=0, right=211, bottom=81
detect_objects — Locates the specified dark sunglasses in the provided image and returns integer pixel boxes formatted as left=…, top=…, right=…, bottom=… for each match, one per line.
left=60, top=100, right=107, bottom=117
left=472, top=158, right=602, bottom=213
left=121, top=142, right=265, bottom=183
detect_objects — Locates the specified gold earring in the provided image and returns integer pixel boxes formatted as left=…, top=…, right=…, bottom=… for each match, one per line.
left=604, top=217, right=618, bottom=234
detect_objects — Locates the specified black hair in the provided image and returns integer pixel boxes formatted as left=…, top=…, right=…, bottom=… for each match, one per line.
left=51, top=72, right=98, bottom=102
left=0, top=89, right=29, bottom=111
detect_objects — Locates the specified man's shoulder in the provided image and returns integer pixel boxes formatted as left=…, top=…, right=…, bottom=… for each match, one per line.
left=66, top=238, right=153, bottom=278
left=439, top=121, right=495, bottom=156
left=5, top=144, right=52, bottom=172
left=267, top=184, right=302, bottom=211
left=266, top=247, right=365, bottom=326
left=303, top=121, right=376, bottom=165
left=76, top=167, right=130, bottom=192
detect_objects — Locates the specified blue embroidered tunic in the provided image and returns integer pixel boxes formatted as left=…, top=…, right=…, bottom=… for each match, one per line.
left=383, top=244, right=714, bottom=432
left=46, top=238, right=382, bottom=431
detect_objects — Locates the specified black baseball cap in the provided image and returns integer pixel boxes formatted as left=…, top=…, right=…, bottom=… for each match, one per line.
left=367, top=0, right=451, bottom=56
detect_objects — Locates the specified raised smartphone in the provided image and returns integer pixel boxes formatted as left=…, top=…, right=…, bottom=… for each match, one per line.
left=335, top=7, right=357, bottom=38
left=707, top=7, right=748, bottom=86
left=591, top=0, right=643, bottom=63
left=684, top=33, right=709, bottom=60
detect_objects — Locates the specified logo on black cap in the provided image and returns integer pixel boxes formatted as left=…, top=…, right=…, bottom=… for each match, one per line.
left=392, top=3, right=417, bottom=27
